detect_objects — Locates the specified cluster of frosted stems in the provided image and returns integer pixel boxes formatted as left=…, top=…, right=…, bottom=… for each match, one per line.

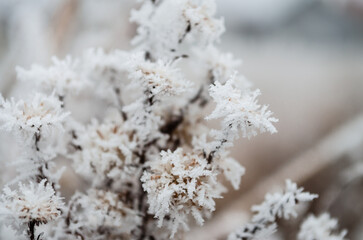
left=0, top=0, right=346, bottom=240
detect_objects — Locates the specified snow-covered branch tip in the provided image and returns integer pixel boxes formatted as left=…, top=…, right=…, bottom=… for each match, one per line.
left=228, top=180, right=317, bottom=240
left=204, top=74, right=278, bottom=163
left=298, top=213, right=348, bottom=240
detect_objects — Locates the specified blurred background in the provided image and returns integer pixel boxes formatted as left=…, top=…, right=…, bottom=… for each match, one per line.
left=0, top=0, right=363, bottom=239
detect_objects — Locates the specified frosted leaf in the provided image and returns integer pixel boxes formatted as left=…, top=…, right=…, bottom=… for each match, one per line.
left=141, top=148, right=224, bottom=237
left=298, top=213, right=348, bottom=240
left=207, top=75, right=278, bottom=140
left=16, top=56, right=89, bottom=96
left=0, top=180, right=63, bottom=225
left=64, top=189, right=141, bottom=239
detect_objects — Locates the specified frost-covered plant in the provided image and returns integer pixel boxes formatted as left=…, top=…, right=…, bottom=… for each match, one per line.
left=141, top=148, right=224, bottom=236
left=0, top=92, right=68, bottom=239
left=1, top=180, right=63, bottom=224
left=0, top=93, right=69, bottom=152
left=228, top=180, right=318, bottom=240
left=0, top=1, right=342, bottom=240
left=298, top=213, right=347, bottom=240
left=72, top=110, right=138, bottom=187
left=53, top=189, right=141, bottom=240
left=16, top=56, right=89, bottom=97
left=0, top=180, right=63, bottom=239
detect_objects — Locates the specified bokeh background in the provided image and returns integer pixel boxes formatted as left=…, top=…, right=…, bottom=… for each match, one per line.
left=1, top=0, right=363, bottom=239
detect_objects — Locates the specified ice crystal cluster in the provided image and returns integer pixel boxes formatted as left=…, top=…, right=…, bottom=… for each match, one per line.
left=142, top=148, right=224, bottom=236
left=228, top=180, right=318, bottom=240
left=227, top=181, right=348, bottom=240
left=0, top=1, right=346, bottom=240
left=298, top=213, right=347, bottom=240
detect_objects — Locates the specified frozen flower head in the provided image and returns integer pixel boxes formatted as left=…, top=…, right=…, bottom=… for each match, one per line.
left=16, top=56, right=89, bottom=96
left=66, top=189, right=141, bottom=238
left=298, top=213, right=347, bottom=240
left=207, top=75, right=278, bottom=139
left=131, top=0, right=224, bottom=57
left=0, top=180, right=63, bottom=225
left=73, top=112, right=137, bottom=186
left=141, top=148, right=224, bottom=237
left=0, top=93, right=69, bottom=148
left=126, top=52, right=192, bottom=98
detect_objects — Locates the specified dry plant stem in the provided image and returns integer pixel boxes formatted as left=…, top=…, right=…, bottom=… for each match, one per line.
left=187, top=114, right=363, bottom=240
left=28, top=220, right=36, bottom=240
left=52, top=0, right=78, bottom=54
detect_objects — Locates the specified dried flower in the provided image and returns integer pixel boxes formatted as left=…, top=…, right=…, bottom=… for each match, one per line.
left=0, top=93, right=69, bottom=151
left=0, top=180, right=63, bottom=224
left=141, top=148, right=224, bottom=237
left=73, top=111, right=137, bottom=187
